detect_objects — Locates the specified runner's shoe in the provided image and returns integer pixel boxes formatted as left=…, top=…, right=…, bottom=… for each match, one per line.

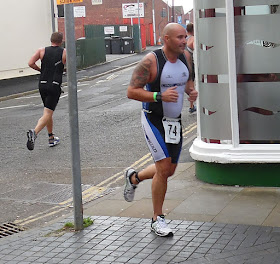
left=189, top=105, right=197, bottom=113
left=49, top=136, right=60, bottom=147
left=124, top=168, right=137, bottom=202
left=27, top=129, right=37, bottom=151
left=151, top=215, right=173, bottom=237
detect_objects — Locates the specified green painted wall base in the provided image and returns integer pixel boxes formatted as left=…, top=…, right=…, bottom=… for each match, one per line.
left=196, top=161, right=280, bottom=187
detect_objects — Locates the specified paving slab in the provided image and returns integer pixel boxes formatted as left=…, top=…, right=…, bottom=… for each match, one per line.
left=1, top=216, right=280, bottom=264
left=1, top=112, right=280, bottom=264
left=213, top=188, right=279, bottom=226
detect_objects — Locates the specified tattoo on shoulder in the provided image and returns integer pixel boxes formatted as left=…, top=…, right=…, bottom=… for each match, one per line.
left=130, top=57, right=153, bottom=87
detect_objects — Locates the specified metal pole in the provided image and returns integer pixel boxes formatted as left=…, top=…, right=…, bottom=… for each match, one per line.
left=152, top=0, right=156, bottom=46
left=64, top=3, right=84, bottom=231
left=137, top=0, right=142, bottom=52
left=225, top=0, right=239, bottom=148
left=193, top=0, right=201, bottom=139
left=50, top=0, right=56, bottom=32
left=167, top=0, right=170, bottom=22
left=172, top=0, right=175, bottom=22
left=131, top=17, right=134, bottom=39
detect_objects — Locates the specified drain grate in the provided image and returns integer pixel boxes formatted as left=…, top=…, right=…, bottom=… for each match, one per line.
left=0, top=223, right=24, bottom=238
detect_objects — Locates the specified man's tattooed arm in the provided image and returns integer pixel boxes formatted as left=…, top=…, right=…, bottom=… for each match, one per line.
left=130, top=57, right=153, bottom=88
left=127, top=55, right=156, bottom=102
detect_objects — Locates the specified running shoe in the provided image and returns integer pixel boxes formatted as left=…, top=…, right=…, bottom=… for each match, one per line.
left=189, top=105, right=197, bottom=113
left=151, top=215, right=173, bottom=237
left=123, top=168, right=137, bottom=202
left=27, top=129, right=37, bottom=151
left=49, top=136, right=60, bottom=147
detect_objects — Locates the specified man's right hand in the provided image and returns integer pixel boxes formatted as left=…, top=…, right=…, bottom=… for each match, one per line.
left=162, top=87, right=178, bottom=102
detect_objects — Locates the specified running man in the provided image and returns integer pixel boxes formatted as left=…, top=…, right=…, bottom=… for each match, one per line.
left=124, top=23, right=198, bottom=236
left=27, top=32, right=66, bottom=151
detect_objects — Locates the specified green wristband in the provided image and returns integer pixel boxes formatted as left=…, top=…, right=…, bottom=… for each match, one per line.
left=153, top=92, right=158, bottom=102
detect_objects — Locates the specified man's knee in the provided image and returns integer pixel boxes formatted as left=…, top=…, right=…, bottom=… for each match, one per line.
left=44, top=107, right=54, bottom=115
left=43, top=108, right=54, bottom=120
left=156, top=159, right=177, bottom=178
left=166, top=167, right=176, bottom=178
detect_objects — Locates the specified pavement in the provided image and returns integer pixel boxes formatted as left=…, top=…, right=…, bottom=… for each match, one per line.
left=1, top=162, right=280, bottom=263
left=1, top=47, right=280, bottom=263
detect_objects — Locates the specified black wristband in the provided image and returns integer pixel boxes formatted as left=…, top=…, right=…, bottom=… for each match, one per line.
left=156, top=92, right=162, bottom=102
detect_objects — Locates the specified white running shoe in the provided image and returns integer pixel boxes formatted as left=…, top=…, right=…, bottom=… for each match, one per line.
left=49, top=136, right=60, bottom=147
left=151, top=215, right=173, bottom=237
left=123, top=168, right=137, bottom=202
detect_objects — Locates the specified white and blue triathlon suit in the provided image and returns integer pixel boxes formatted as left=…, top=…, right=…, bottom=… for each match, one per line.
left=142, top=49, right=190, bottom=164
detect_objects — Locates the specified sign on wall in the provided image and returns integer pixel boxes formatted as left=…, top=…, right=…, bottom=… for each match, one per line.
left=92, top=0, right=102, bottom=5
left=57, top=0, right=83, bottom=4
left=74, top=6, right=86, bottom=17
left=120, top=26, right=128, bottom=32
left=122, top=3, right=144, bottom=18
left=104, top=26, right=115, bottom=35
left=177, top=16, right=182, bottom=24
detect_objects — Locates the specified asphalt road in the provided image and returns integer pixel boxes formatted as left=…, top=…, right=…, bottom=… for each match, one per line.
left=0, top=50, right=197, bottom=231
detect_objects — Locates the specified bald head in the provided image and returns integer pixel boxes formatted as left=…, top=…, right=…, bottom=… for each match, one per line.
left=162, top=23, right=185, bottom=38
left=161, top=23, right=187, bottom=56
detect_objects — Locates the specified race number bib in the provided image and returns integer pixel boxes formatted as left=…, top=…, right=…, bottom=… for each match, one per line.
left=162, top=117, right=181, bottom=144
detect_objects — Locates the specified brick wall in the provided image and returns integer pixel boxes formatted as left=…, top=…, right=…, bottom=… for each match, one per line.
left=58, top=0, right=185, bottom=45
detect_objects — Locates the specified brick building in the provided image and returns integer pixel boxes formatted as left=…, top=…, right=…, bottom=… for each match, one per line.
left=183, top=8, right=194, bottom=24
left=57, top=0, right=186, bottom=47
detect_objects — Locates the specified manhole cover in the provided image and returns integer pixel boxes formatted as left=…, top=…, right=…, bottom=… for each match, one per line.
left=0, top=223, right=24, bottom=238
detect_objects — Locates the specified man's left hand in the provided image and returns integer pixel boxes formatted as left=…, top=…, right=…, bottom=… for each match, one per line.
left=188, top=89, right=198, bottom=102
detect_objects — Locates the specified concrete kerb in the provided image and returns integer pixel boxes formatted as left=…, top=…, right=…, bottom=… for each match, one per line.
left=75, top=61, right=138, bottom=83
left=0, top=53, right=138, bottom=102
left=0, top=89, right=39, bottom=102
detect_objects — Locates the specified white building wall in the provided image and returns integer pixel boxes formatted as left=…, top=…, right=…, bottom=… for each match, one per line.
left=191, top=0, right=280, bottom=163
left=0, top=0, right=55, bottom=80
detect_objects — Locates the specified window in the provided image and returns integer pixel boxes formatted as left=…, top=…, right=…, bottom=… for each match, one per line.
left=58, top=5, right=64, bottom=18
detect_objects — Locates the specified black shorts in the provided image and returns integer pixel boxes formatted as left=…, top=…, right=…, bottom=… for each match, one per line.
left=39, top=82, right=61, bottom=111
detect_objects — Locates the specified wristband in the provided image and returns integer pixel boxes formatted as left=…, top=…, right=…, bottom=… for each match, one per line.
left=156, top=92, right=162, bottom=102
left=153, top=92, right=158, bottom=102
